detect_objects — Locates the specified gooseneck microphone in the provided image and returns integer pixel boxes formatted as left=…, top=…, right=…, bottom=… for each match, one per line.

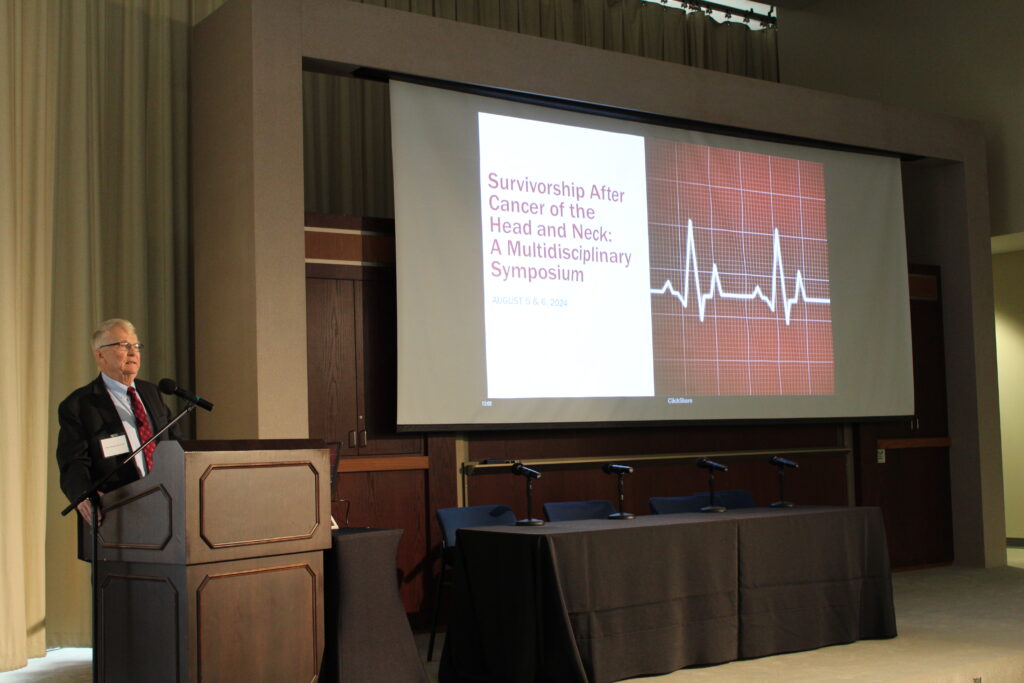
left=697, top=458, right=728, bottom=472
left=159, top=378, right=215, bottom=412
left=697, top=458, right=727, bottom=512
left=511, top=462, right=541, bottom=479
left=603, top=463, right=635, bottom=520
left=770, top=456, right=798, bottom=507
left=511, top=462, right=544, bottom=526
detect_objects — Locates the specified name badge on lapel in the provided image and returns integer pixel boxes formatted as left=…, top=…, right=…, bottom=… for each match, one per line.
left=100, top=435, right=130, bottom=458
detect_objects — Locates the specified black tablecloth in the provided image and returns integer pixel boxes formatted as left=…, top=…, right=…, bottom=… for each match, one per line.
left=320, top=528, right=428, bottom=683
left=736, top=508, right=896, bottom=659
left=440, top=507, right=896, bottom=683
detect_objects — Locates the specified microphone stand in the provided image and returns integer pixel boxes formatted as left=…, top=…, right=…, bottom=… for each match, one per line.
left=60, top=401, right=196, bottom=682
left=517, top=476, right=544, bottom=526
left=515, top=473, right=544, bottom=527
left=771, top=463, right=795, bottom=508
left=701, top=469, right=726, bottom=513
left=608, top=473, right=635, bottom=520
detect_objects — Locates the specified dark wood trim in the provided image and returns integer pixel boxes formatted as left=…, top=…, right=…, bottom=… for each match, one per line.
left=336, top=455, right=429, bottom=473
left=426, top=435, right=458, bottom=513
left=305, top=229, right=395, bottom=264
left=305, top=262, right=393, bottom=280
left=908, top=264, right=941, bottom=301
left=179, top=439, right=325, bottom=451
left=305, top=212, right=395, bottom=234
left=423, top=434, right=458, bottom=628
left=876, top=437, right=951, bottom=450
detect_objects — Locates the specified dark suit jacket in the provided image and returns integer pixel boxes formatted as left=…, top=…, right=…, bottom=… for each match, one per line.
left=56, top=374, right=183, bottom=506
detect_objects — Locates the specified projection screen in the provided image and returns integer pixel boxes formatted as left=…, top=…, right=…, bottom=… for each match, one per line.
left=390, top=80, right=914, bottom=429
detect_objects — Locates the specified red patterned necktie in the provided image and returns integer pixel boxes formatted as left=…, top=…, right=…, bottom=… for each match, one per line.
left=127, top=386, right=157, bottom=472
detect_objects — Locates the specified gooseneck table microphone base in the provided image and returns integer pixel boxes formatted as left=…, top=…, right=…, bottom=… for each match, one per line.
left=517, top=474, right=545, bottom=526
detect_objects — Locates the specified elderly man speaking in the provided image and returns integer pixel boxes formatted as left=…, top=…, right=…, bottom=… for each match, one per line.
left=55, top=318, right=183, bottom=530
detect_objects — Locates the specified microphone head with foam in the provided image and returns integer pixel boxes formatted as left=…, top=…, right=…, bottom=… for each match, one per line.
left=697, top=458, right=728, bottom=472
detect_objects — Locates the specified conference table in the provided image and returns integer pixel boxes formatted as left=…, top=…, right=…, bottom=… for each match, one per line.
left=439, top=506, right=896, bottom=683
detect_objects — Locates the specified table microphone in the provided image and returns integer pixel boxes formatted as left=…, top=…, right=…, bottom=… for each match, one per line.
left=697, top=458, right=727, bottom=512
left=697, top=458, right=727, bottom=472
left=771, top=456, right=798, bottom=507
left=604, top=463, right=635, bottom=520
left=512, top=462, right=544, bottom=526
left=511, top=462, right=541, bottom=479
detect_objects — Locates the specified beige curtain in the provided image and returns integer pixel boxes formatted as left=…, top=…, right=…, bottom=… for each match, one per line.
left=2, top=0, right=774, bottom=669
left=0, top=1, right=58, bottom=671
left=2, top=0, right=216, bottom=667
left=304, top=0, right=778, bottom=217
left=42, top=0, right=198, bottom=650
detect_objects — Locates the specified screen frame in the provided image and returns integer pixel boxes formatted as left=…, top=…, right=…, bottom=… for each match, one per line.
left=388, top=75, right=916, bottom=431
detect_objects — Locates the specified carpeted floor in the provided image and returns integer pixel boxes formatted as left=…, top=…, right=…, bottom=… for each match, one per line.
left=631, top=550, right=1024, bottom=682
left=6, top=549, right=1024, bottom=682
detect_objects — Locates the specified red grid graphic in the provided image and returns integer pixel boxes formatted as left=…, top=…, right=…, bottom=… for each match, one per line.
left=646, top=140, right=834, bottom=396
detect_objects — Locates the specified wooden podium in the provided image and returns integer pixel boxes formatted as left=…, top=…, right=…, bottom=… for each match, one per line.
left=84, top=440, right=331, bottom=682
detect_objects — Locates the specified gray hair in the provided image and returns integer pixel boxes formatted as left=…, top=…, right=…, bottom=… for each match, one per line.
left=92, top=318, right=137, bottom=349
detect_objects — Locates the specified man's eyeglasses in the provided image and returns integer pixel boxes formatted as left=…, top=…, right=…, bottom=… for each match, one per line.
left=98, top=341, right=144, bottom=351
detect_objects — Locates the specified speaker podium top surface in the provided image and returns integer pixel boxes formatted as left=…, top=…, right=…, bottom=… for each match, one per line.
left=88, top=441, right=331, bottom=565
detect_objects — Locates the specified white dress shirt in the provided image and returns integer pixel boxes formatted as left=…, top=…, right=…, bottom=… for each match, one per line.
left=101, top=373, right=152, bottom=476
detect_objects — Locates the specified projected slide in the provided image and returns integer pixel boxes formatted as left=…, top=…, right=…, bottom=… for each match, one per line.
left=478, top=115, right=835, bottom=400
left=479, top=113, right=654, bottom=398
left=392, top=80, right=912, bottom=426
left=647, top=141, right=834, bottom=397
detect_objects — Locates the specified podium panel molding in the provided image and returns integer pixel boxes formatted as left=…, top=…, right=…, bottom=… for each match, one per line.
left=97, top=572, right=182, bottom=683
left=198, top=461, right=323, bottom=549
left=195, top=560, right=321, bottom=683
left=99, top=485, right=174, bottom=552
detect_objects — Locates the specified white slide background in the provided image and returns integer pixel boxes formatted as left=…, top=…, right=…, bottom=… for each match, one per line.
left=479, top=113, right=653, bottom=398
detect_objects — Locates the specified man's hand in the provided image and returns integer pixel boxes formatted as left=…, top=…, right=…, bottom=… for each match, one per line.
left=76, top=492, right=104, bottom=526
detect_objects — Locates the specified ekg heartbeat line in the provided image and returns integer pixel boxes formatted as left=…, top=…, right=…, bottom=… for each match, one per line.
left=651, top=219, right=830, bottom=325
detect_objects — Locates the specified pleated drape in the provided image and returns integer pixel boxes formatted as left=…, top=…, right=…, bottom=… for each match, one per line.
left=2, top=0, right=196, bottom=666
left=41, top=0, right=194, bottom=651
left=0, top=1, right=58, bottom=671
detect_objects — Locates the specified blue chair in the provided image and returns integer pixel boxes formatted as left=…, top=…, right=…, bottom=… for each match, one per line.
left=428, top=504, right=516, bottom=661
left=649, top=494, right=707, bottom=514
left=708, top=489, right=756, bottom=509
left=649, top=490, right=757, bottom=514
left=544, top=499, right=617, bottom=522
